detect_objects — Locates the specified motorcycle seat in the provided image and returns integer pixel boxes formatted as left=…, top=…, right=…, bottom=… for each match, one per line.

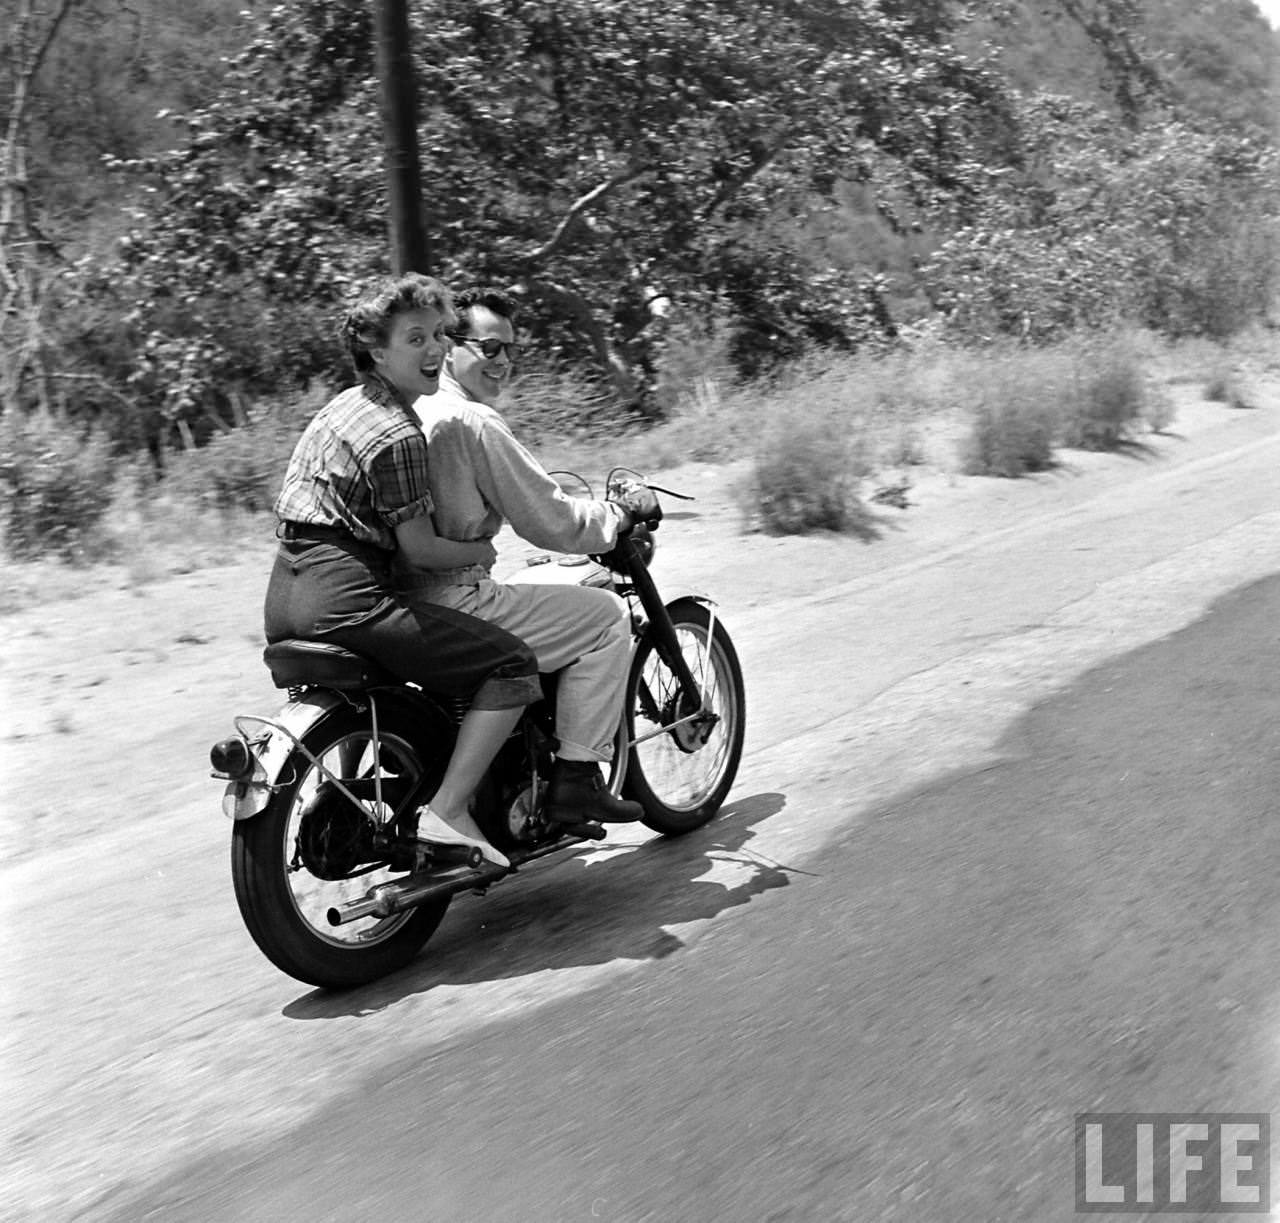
left=263, top=640, right=398, bottom=691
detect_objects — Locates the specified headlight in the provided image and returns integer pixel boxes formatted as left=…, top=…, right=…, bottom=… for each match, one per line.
left=591, top=525, right=657, bottom=575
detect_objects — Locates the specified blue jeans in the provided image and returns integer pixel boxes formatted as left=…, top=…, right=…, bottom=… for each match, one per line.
left=263, top=537, right=539, bottom=711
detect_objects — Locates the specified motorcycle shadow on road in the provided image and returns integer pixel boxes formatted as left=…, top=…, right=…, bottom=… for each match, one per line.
left=284, top=790, right=798, bottom=1018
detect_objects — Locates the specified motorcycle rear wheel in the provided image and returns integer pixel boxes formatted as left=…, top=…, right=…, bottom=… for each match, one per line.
left=622, top=599, right=745, bottom=834
left=231, top=703, right=450, bottom=989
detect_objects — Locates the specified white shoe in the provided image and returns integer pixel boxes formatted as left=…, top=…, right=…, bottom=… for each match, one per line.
left=414, top=807, right=510, bottom=870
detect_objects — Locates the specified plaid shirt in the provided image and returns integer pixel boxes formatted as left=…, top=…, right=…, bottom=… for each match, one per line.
left=274, top=375, right=433, bottom=551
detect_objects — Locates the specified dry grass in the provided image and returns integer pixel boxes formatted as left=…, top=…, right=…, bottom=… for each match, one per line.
left=735, top=379, right=876, bottom=535
left=0, top=466, right=267, bottom=615
left=1156, top=328, right=1272, bottom=409
left=7, top=328, right=1275, bottom=598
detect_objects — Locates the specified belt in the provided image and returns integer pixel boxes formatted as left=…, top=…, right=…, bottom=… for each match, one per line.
left=277, top=521, right=353, bottom=543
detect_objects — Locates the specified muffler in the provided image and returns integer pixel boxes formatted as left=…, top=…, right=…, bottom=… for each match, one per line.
left=326, top=835, right=591, bottom=926
left=327, top=863, right=504, bottom=925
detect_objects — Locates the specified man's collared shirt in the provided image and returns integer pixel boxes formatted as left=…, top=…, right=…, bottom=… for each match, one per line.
left=410, top=373, right=619, bottom=567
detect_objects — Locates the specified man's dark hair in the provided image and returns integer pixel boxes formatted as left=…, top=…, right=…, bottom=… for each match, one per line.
left=453, top=286, right=519, bottom=333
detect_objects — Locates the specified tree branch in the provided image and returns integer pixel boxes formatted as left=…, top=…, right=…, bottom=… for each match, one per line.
left=4, top=0, right=81, bottom=172
left=38, top=370, right=142, bottom=415
left=514, top=278, right=642, bottom=404
left=701, top=141, right=786, bottom=225
left=522, top=166, right=652, bottom=263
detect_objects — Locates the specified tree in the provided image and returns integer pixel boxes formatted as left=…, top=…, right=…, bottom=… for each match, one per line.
left=917, top=93, right=1279, bottom=340
left=2, top=0, right=81, bottom=415
left=2, top=0, right=260, bottom=444
left=40, top=0, right=1280, bottom=450
left=98, top=0, right=1019, bottom=442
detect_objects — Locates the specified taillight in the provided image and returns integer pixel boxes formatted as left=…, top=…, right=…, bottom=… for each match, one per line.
left=210, top=735, right=255, bottom=780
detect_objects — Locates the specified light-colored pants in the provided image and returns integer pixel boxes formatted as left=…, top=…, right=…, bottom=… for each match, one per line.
left=403, top=577, right=631, bottom=761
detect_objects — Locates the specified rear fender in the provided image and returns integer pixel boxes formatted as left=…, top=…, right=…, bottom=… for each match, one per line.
left=220, top=687, right=455, bottom=820
left=220, top=690, right=346, bottom=820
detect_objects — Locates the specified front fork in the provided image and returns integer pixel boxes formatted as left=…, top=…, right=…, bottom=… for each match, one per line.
left=616, top=535, right=718, bottom=743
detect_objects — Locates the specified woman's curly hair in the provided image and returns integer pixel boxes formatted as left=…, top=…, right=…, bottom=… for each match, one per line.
left=340, top=273, right=454, bottom=374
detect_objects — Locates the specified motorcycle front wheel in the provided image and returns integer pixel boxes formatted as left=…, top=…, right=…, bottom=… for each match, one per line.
left=231, top=703, right=451, bottom=990
left=622, top=598, right=745, bottom=834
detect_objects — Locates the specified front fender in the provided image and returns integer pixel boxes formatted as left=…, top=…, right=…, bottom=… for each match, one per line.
left=666, top=592, right=716, bottom=613
left=632, top=592, right=717, bottom=637
left=219, top=689, right=345, bottom=820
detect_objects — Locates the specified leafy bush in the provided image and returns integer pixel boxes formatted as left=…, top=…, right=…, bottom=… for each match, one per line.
left=0, top=412, right=117, bottom=560
left=960, top=335, right=1167, bottom=473
left=1201, top=349, right=1255, bottom=409
left=1143, top=384, right=1178, bottom=433
left=962, top=397, right=1058, bottom=477
left=742, top=384, right=873, bottom=535
left=1057, top=337, right=1150, bottom=450
left=955, top=345, right=1061, bottom=477
left=920, top=98, right=1280, bottom=345
left=1174, top=213, right=1280, bottom=341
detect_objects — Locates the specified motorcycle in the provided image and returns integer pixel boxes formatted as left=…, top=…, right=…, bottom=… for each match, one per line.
left=210, top=469, right=746, bottom=989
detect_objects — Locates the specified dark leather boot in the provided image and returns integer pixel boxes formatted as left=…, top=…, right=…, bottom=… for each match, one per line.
left=545, top=759, right=644, bottom=824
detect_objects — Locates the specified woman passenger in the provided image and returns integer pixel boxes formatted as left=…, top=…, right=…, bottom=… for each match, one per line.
left=264, top=272, right=536, bottom=868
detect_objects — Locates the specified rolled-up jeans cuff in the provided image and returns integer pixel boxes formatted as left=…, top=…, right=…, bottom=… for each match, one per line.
left=470, top=671, right=541, bottom=711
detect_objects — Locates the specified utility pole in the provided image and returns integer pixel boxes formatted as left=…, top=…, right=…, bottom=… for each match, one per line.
left=371, top=0, right=427, bottom=273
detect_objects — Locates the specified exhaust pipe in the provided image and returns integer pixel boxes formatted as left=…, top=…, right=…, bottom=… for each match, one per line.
left=327, top=835, right=592, bottom=926
left=327, top=862, right=505, bottom=925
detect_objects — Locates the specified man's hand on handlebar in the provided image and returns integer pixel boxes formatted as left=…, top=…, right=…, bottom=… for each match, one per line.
left=609, top=481, right=663, bottom=535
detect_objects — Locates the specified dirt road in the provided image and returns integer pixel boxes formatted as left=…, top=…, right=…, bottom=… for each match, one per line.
left=3, top=377, right=1279, bottom=1220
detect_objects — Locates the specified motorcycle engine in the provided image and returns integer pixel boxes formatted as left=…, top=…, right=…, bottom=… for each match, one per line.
left=502, top=781, right=547, bottom=844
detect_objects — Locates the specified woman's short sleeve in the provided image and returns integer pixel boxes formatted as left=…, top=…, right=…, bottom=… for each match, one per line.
left=367, top=432, right=435, bottom=527
left=383, top=492, right=434, bottom=528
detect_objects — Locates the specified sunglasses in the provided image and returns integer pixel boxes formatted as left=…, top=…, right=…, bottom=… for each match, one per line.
left=448, top=334, right=524, bottom=361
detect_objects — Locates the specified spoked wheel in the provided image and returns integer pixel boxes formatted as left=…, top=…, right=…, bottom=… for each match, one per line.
left=621, top=598, right=745, bottom=834
left=231, top=704, right=451, bottom=989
